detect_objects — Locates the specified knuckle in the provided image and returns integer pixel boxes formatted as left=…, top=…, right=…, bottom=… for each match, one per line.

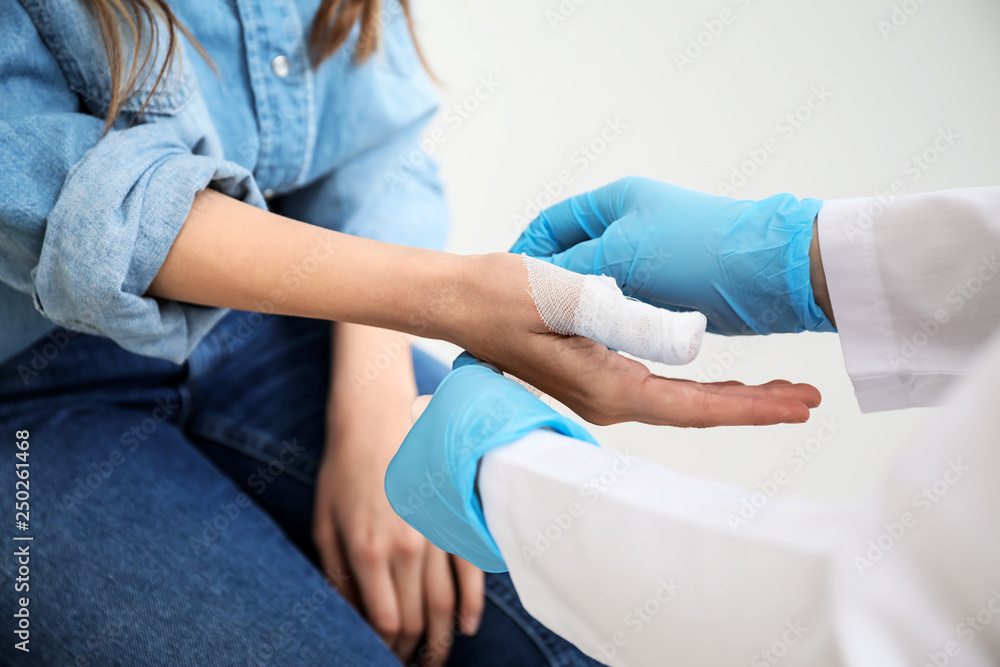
left=400, top=617, right=425, bottom=640
left=371, top=614, right=400, bottom=638
left=396, top=534, right=425, bottom=561
left=429, top=594, right=454, bottom=618
left=352, top=537, right=387, bottom=565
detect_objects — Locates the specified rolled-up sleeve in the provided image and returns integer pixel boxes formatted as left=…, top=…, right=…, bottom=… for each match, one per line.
left=0, top=0, right=264, bottom=363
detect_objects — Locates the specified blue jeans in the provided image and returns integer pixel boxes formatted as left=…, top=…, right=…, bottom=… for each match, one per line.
left=0, top=312, right=603, bottom=667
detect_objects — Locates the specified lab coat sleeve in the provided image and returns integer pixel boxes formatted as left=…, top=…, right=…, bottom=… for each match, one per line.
left=817, top=186, right=1000, bottom=412
left=479, top=330, right=1000, bottom=667
left=479, top=432, right=857, bottom=667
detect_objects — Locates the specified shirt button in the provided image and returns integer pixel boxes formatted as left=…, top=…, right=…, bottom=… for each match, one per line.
left=262, top=188, right=275, bottom=199
left=271, top=55, right=290, bottom=78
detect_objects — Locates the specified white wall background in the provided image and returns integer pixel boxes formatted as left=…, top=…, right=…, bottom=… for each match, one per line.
left=412, top=0, right=1000, bottom=502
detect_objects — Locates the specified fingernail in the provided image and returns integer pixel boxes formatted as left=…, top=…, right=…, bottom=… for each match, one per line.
left=461, top=613, right=481, bottom=636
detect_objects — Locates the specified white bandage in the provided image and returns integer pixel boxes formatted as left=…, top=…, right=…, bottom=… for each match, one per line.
left=523, top=255, right=706, bottom=365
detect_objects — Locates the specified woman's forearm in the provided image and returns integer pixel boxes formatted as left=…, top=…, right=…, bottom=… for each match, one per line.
left=147, top=189, right=466, bottom=341
left=148, top=189, right=826, bottom=429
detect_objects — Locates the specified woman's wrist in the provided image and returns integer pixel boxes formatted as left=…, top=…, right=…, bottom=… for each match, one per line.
left=395, top=251, right=472, bottom=344
left=327, top=322, right=418, bottom=428
left=435, top=252, right=542, bottom=356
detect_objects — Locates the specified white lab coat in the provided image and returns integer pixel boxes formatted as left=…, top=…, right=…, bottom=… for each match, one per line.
left=819, top=187, right=1000, bottom=412
left=479, top=187, right=1000, bottom=667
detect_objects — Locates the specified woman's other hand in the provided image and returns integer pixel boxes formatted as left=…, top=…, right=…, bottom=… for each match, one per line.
left=313, top=324, right=483, bottom=667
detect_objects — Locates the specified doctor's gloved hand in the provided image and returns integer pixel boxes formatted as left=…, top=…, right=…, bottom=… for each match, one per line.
left=455, top=253, right=822, bottom=428
left=385, top=354, right=599, bottom=573
left=511, top=176, right=835, bottom=335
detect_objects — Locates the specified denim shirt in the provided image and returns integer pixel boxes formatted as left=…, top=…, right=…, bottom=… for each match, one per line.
left=0, top=0, right=448, bottom=367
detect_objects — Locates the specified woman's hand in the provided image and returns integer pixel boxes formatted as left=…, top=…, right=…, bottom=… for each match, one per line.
left=151, top=190, right=821, bottom=428
left=314, top=324, right=483, bottom=667
left=448, top=252, right=823, bottom=427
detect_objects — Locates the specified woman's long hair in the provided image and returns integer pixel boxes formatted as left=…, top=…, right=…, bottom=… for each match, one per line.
left=84, top=0, right=422, bottom=131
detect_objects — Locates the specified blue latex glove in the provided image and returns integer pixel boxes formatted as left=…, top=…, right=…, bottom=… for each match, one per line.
left=385, top=353, right=598, bottom=573
left=510, top=176, right=834, bottom=335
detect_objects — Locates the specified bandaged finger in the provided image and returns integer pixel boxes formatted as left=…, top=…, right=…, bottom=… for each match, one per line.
left=523, top=255, right=706, bottom=365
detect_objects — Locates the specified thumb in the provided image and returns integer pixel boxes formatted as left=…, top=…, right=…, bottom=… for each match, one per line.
left=510, top=177, right=635, bottom=258
left=546, top=215, right=647, bottom=288
left=546, top=236, right=604, bottom=277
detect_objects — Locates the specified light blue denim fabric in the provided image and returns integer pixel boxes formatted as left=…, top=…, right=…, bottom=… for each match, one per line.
left=0, top=0, right=448, bottom=365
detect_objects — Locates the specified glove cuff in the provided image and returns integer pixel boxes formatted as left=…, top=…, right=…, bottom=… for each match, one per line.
left=386, top=361, right=598, bottom=572
left=786, top=198, right=836, bottom=333
left=737, top=194, right=834, bottom=334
